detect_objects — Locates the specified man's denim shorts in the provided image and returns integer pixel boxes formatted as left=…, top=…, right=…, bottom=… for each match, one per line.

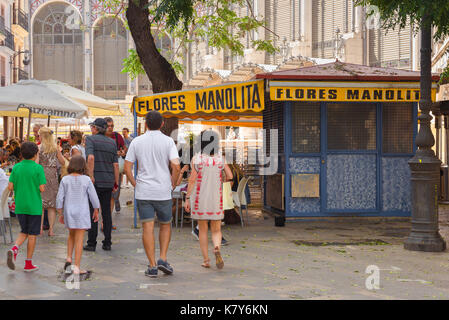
left=136, top=199, right=172, bottom=224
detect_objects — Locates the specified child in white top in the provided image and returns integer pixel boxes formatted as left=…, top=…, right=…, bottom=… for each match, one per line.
left=56, top=155, right=100, bottom=279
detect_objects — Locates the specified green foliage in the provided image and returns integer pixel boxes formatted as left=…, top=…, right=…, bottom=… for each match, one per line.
left=252, top=39, right=278, bottom=55
left=99, top=0, right=277, bottom=81
left=170, top=60, right=185, bottom=76
left=440, top=52, right=449, bottom=84
left=121, top=49, right=146, bottom=80
left=355, top=0, right=449, bottom=40
left=122, top=48, right=185, bottom=79
left=151, top=0, right=195, bottom=31
left=356, top=0, right=449, bottom=84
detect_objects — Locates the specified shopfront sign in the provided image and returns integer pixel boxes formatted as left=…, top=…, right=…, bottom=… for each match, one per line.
left=270, top=82, right=437, bottom=102
left=133, top=80, right=265, bottom=116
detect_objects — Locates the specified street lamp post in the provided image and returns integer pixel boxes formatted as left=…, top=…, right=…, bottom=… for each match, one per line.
left=280, top=37, right=288, bottom=63
left=9, top=49, right=31, bottom=83
left=404, top=15, right=446, bottom=252
left=8, top=50, right=31, bottom=141
left=334, top=27, right=344, bottom=60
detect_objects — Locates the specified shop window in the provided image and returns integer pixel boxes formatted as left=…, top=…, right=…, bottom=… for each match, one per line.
left=291, top=102, right=320, bottom=153
left=327, top=103, right=376, bottom=151
left=382, top=103, right=413, bottom=154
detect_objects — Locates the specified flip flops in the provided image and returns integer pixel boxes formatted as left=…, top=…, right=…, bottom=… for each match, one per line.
left=60, top=261, right=92, bottom=281
left=63, top=261, right=71, bottom=272
left=201, top=259, right=211, bottom=268
left=214, top=246, right=224, bottom=269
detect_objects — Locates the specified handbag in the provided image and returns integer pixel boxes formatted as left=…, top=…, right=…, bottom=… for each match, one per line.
left=222, top=182, right=234, bottom=210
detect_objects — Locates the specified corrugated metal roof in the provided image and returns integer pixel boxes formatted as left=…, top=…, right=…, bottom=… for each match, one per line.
left=256, top=60, right=440, bottom=82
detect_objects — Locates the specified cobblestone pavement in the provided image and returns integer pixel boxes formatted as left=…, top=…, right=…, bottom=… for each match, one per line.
left=1, top=187, right=449, bottom=300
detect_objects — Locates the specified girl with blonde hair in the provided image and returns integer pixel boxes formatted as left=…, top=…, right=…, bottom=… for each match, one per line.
left=36, top=127, right=65, bottom=236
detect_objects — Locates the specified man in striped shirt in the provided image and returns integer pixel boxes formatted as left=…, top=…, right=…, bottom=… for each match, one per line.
left=83, top=118, right=119, bottom=252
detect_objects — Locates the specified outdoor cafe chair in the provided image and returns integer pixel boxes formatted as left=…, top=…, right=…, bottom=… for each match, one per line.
left=172, top=184, right=187, bottom=229
left=232, top=176, right=250, bottom=227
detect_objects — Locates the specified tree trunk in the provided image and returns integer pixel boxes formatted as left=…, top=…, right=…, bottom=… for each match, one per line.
left=126, top=0, right=181, bottom=137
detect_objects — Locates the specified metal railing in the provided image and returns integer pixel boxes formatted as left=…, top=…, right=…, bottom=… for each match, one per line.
left=16, top=68, right=28, bottom=81
left=0, top=28, right=14, bottom=51
left=12, top=68, right=28, bottom=83
left=13, top=9, right=29, bottom=31
left=0, top=16, right=6, bottom=37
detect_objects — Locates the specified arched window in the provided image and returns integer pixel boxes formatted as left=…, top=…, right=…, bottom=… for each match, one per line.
left=32, top=2, right=84, bottom=89
left=93, top=16, right=127, bottom=99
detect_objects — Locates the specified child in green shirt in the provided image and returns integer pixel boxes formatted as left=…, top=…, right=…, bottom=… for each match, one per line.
left=7, top=142, right=46, bottom=272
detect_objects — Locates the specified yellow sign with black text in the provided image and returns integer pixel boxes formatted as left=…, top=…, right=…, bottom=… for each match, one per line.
left=270, top=86, right=437, bottom=102
left=133, top=80, right=264, bottom=116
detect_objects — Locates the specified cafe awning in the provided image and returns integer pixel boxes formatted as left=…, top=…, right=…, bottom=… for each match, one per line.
left=41, top=80, right=122, bottom=116
left=132, top=80, right=265, bottom=118
left=0, top=80, right=88, bottom=119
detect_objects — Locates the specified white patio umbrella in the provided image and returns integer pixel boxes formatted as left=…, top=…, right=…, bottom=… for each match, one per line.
left=0, top=80, right=89, bottom=138
left=41, top=80, right=122, bottom=116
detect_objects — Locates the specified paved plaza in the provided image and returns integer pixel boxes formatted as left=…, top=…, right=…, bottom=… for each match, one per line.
left=1, top=187, right=449, bottom=300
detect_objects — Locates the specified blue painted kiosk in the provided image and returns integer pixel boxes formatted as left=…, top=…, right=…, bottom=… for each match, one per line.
left=256, top=61, right=439, bottom=221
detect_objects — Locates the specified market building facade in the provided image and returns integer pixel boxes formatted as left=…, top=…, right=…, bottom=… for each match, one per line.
left=25, top=0, right=420, bottom=101
left=1, top=0, right=30, bottom=139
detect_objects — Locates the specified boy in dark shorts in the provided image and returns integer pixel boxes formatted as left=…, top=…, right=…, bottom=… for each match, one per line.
left=7, top=142, right=46, bottom=272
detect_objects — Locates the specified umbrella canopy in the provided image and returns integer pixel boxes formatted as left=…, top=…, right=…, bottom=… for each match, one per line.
left=0, top=80, right=88, bottom=119
left=42, top=80, right=122, bottom=116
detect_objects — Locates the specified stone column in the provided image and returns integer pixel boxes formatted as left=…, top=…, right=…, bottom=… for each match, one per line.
left=299, top=0, right=312, bottom=57
left=83, top=0, right=93, bottom=93
left=127, top=31, right=136, bottom=96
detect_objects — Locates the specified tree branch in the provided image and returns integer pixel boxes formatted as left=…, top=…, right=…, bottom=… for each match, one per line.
left=245, top=0, right=279, bottom=39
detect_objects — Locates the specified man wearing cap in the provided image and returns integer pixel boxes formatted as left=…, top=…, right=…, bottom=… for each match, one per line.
left=84, top=118, right=119, bottom=252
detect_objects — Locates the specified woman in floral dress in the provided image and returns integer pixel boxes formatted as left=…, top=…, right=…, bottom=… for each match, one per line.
left=184, top=130, right=233, bottom=269
left=37, top=127, right=65, bottom=236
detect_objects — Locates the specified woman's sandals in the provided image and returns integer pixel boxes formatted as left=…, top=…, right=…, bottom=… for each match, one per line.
left=214, top=246, right=224, bottom=269
left=201, top=259, right=211, bottom=268
left=60, top=261, right=92, bottom=281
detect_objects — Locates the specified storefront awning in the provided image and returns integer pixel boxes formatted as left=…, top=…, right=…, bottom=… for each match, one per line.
left=132, top=80, right=265, bottom=118
left=269, top=81, right=438, bottom=102
left=257, top=61, right=440, bottom=103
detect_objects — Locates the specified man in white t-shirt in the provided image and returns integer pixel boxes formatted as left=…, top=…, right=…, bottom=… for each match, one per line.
left=124, top=111, right=180, bottom=278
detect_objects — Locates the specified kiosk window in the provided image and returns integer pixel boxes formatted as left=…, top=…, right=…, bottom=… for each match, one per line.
left=263, top=96, right=284, bottom=156
left=382, top=103, right=413, bottom=154
left=327, top=103, right=376, bottom=151
left=291, top=102, right=320, bottom=153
